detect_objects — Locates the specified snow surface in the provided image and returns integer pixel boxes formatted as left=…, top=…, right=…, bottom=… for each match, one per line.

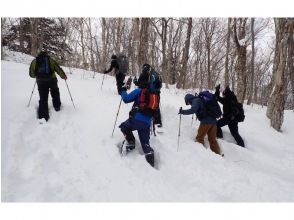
left=1, top=52, right=294, bottom=202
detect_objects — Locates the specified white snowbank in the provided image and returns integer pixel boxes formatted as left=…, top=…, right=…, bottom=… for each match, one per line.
left=1, top=51, right=294, bottom=202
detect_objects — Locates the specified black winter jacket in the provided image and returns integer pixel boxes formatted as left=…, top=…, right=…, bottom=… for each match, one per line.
left=215, top=90, right=238, bottom=120
left=105, top=59, right=119, bottom=74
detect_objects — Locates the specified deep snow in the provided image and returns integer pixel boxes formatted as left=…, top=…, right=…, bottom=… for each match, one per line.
left=1, top=52, right=294, bottom=202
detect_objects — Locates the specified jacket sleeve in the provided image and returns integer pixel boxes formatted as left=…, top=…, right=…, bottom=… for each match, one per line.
left=104, top=60, right=115, bottom=73
left=181, top=99, right=200, bottom=115
left=120, top=89, right=141, bottom=104
left=215, top=91, right=225, bottom=104
left=29, top=59, right=36, bottom=78
left=51, top=58, right=67, bottom=79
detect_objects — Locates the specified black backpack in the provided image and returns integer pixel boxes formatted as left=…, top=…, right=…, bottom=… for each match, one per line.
left=197, top=91, right=222, bottom=120
left=232, top=101, right=245, bottom=122
left=148, top=68, right=162, bottom=93
left=116, top=54, right=129, bottom=74
left=35, top=54, right=52, bottom=79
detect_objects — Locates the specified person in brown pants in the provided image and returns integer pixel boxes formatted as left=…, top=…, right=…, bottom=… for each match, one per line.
left=179, top=93, right=223, bottom=156
left=196, top=124, right=221, bottom=155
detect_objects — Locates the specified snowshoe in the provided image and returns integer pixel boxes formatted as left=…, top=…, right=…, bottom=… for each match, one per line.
left=156, top=124, right=164, bottom=134
left=118, top=140, right=135, bottom=156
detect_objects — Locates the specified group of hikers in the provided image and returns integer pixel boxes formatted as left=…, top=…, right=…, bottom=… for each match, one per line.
left=29, top=50, right=245, bottom=168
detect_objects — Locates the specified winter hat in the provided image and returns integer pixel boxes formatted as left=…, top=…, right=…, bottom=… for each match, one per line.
left=111, top=54, right=117, bottom=59
left=142, top=63, right=151, bottom=71
left=137, top=71, right=150, bottom=89
left=223, top=86, right=232, bottom=96
left=184, top=94, right=195, bottom=105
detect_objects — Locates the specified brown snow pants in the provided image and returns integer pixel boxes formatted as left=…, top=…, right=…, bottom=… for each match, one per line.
left=196, top=124, right=221, bottom=155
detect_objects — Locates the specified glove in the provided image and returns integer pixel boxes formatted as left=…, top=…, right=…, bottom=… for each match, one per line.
left=178, top=107, right=183, bottom=115
left=64, top=75, right=68, bottom=80
left=103, top=69, right=107, bottom=74
left=133, top=76, right=138, bottom=86
left=215, top=84, right=220, bottom=92
left=125, top=77, right=132, bottom=90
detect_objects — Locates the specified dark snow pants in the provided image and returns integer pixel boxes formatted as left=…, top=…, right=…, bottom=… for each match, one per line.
left=119, top=118, right=154, bottom=155
left=37, top=78, right=61, bottom=121
left=153, top=108, right=162, bottom=126
left=115, top=72, right=126, bottom=94
left=217, top=118, right=245, bottom=147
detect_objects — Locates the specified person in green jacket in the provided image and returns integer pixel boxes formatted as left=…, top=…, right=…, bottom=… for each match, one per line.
left=29, top=50, right=67, bottom=122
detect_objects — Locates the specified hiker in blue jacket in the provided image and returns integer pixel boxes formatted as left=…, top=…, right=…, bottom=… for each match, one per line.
left=118, top=65, right=155, bottom=167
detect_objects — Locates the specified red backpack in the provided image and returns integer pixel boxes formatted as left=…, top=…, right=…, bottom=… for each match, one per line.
left=137, top=88, right=159, bottom=117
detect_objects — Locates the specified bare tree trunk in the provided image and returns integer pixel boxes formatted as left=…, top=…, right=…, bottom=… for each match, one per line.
left=85, top=18, right=97, bottom=78
left=138, top=18, right=150, bottom=71
left=266, top=18, right=293, bottom=131
left=247, top=18, right=255, bottom=105
left=225, top=18, right=231, bottom=87
left=78, top=19, right=87, bottom=69
left=177, top=18, right=192, bottom=89
left=101, top=18, right=108, bottom=71
left=288, top=21, right=294, bottom=110
left=132, top=18, right=140, bottom=74
left=202, top=18, right=216, bottom=90
left=1, top=18, right=6, bottom=59
left=233, top=18, right=247, bottom=103
left=30, top=18, right=39, bottom=56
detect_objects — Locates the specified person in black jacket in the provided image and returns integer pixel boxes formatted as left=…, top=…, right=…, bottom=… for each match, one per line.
left=215, top=85, right=245, bottom=147
left=104, top=54, right=126, bottom=94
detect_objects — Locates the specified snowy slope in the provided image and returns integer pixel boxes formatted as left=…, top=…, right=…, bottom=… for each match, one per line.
left=1, top=52, right=294, bottom=202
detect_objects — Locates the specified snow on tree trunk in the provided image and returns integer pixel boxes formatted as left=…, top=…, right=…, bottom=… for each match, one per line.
left=266, top=18, right=293, bottom=131
left=233, top=18, right=247, bottom=103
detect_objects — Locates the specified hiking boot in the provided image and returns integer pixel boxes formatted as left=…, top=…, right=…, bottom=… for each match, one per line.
left=145, top=152, right=155, bottom=167
left=55, top=106, right=61, bottom=111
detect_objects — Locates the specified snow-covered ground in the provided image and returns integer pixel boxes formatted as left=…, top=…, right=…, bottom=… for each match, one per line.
left=1, top=52, right=294, bottom=202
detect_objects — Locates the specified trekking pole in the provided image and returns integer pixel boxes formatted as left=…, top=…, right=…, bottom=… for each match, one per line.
left=152, top=120, right=156, bottom=136
left=65, top=80, right=76, bottom=109
left=177, top=108, right=182, bottom=152
left=27, top=81, right=37, bottom=107
left=101, top=73, right=106, bottom=90
left=191, top=115, right=194, bottom=126
left=111, top=98, right=123, bottom=137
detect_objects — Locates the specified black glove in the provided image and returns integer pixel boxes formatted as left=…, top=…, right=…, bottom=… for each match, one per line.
left=133, top=76, right=138, bottom=86
left=215, top=84, right=220, bottom=92
left=126, top=77, right=132, bottom=89
left=103, top=68, right=107, bottom=74
left=178, top=107, right=183, bottom=115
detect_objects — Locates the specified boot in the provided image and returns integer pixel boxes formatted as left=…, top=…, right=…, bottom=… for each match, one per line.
left=145, top=152, right=155, bottom=167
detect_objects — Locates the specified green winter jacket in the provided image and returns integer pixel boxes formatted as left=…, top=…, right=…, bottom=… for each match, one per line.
left=29, top=56, right=67, bottom=80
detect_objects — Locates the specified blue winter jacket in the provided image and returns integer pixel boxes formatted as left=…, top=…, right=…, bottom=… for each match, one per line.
left=181, top=96, right=217, bottom=125
left=120, top=88, right=152, bottom=126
